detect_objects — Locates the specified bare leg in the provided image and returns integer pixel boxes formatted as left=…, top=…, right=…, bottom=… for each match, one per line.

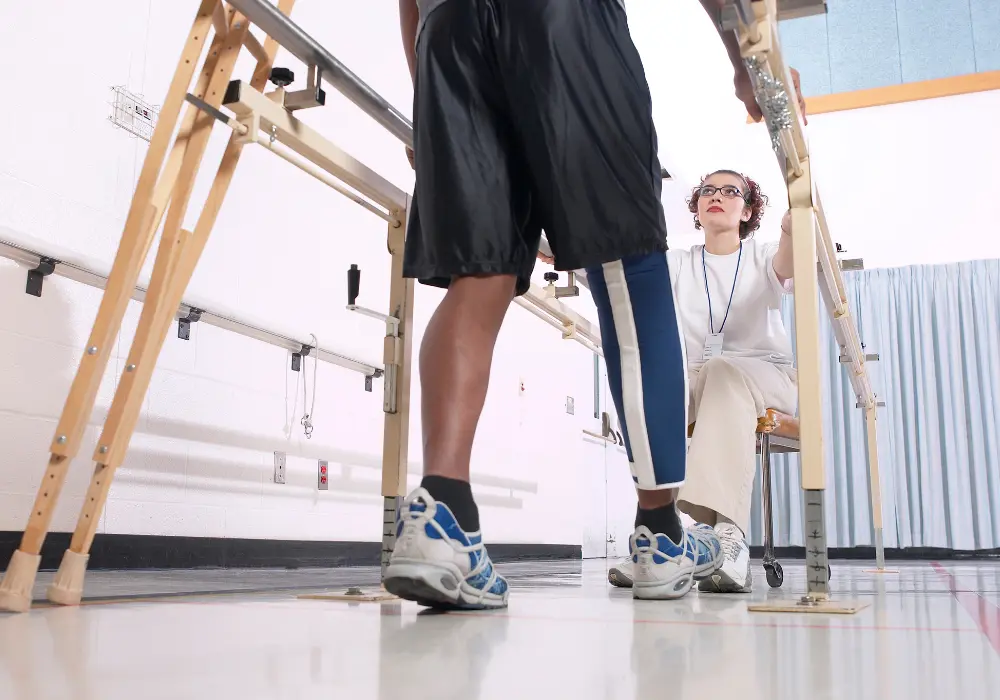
left=420, top=274, right=517, bottom=481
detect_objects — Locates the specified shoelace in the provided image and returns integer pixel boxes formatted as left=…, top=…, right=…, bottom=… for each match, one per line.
left=686, top=527, right=720, bottom=561
left=716, top=527, right=746, bottom=561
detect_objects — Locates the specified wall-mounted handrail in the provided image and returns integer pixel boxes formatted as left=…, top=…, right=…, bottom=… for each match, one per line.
left=0, top=235, right=381, bottom=380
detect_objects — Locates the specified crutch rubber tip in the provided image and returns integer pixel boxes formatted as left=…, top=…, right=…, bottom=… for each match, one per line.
left=47, top=550, right=90, bottom=606
left=0, top=550, right=42, bottom=613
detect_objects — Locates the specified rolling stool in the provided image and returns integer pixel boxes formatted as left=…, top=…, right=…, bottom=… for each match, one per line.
left=756, top=409, right=831, bottom=588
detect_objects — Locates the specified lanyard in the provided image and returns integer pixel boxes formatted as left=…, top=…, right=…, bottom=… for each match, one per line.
left=702, top=241, right=742, bottom=335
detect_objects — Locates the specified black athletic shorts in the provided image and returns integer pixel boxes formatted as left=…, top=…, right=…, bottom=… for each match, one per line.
left=403, top=0, right=668, bottom=297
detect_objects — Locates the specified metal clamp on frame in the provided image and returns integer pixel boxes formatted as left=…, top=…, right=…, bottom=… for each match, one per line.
left=542, top=271, right=580, bottom=299
left=346, top=264, right=401, bottom=413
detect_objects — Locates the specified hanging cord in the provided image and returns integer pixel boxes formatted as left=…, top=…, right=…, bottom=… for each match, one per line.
left=300, top=334, right=319, bottom=439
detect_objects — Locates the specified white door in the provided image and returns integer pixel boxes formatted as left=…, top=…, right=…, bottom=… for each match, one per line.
left=581, top=356, right=609, bottom=558
left=581, top=356, right=637, bottom=559
left=602, top=364, right=636, bottom=560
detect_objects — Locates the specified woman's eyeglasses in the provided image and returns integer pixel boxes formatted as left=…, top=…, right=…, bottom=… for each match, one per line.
left=698, top=185, right=745, bottom=199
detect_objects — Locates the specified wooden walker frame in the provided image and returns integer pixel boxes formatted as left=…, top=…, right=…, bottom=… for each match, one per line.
left=1, top=0, right=886, bottom=614
left=733, top=0, right=892, bottom=613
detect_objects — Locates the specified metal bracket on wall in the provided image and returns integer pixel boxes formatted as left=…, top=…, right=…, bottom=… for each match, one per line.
left=25, top=257, right=57, bottom=297
left=177, top=307, right=203, bottom=340
left=291, top=344, right=312, bottom=372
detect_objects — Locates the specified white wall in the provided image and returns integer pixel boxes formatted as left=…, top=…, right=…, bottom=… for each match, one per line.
left=0, top=0, right=616, bottom=548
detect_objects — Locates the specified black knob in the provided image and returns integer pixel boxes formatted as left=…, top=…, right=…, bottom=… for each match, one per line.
left=543, top=272, right=559, bottom=283
left=270, top=67, right=295, bottom=88
left=348, top=264, right=360, bottom=306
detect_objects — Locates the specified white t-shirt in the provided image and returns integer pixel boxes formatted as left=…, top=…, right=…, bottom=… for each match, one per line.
left=667, top=239, right=793, bottom=371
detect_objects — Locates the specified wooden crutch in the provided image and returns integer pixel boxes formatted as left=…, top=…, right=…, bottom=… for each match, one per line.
left=46, top=7, right=253, bottom=606
left=46, top=2, right=297, bottom=607
left=0, top=0, right=294, bottom=613
left=0, top=0, right=221, bottom=614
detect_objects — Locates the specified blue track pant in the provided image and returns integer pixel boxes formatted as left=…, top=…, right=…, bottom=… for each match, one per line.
left=585, top=252, right=688, bottom=489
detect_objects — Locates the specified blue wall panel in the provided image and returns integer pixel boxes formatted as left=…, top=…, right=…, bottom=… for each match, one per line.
left=970, top=0, right=1000, bottom=72
left=778, top=0, right=998, bottom=98
left=776, top=14, right=832, bottom=96
left=896, top=0, right=976, bottom=82
left=825, top=0, right=902, bottom=93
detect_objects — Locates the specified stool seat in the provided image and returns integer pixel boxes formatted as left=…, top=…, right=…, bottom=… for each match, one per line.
left=757, top=409, right=800, bottom=440
left=687, top=409, right=800, bottom=443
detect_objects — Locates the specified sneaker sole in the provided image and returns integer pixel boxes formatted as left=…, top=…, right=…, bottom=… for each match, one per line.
left=384, top=560, right=508, bottom=611
left=698, top=562, right=752, bottom=594
left=608, top=569, right=633, bottom=589
left=632, top=570, right=695, bottom=600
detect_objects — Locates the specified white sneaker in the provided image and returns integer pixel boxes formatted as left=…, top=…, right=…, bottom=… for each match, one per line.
left=608, top=556, right=634, bottom=588
left=698, top=523, right=752, bottom=593
left=630, top=524, right=723, bottom=600
left=384, top=488, right=509, bottom=610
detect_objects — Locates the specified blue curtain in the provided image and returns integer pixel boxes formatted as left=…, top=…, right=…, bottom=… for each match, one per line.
left=748, top=259, right=1000, bottom=550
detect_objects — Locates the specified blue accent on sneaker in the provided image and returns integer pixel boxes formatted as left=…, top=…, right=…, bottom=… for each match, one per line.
left=632, top=525, right=722, bottom=572
left=464, top=533, right=508, bottom=596
left=421, top=500, right=472, bottom=546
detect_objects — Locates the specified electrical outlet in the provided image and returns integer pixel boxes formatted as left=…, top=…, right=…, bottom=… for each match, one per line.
left=566, top=396, right=575, bottom=415
left=274, top=451, right=286, bottom=484
left=318, top=460, right=329, bottom=490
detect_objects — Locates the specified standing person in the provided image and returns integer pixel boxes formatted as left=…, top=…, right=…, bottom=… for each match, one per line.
left=385, top=0, right=802, bottom=610
left=609, top=171, right=797, bottom=594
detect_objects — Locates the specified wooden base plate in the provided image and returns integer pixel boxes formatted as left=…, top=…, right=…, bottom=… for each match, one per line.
left=298, top=587, right=398, bottom=603
left=748, top=598, right=870, bottom=615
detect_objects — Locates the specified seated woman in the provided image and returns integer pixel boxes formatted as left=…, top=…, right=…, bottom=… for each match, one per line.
left=609, top=169, right=796, bottom=593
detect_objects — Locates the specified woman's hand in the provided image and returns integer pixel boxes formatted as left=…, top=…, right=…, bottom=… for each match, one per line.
left=789, top=68, right=808, bottom=125
left=406, top=146, right=415, bottom=170
left=773, top=209, right=795, bottom=283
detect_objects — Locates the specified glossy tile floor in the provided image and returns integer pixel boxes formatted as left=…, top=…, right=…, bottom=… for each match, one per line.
left=2, top=559, right=1000, bottom=699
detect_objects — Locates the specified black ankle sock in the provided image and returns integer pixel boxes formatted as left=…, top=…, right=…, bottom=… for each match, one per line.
left=421, top=476, right=480, bottom=532
left=637, top=503, right=683, bottom=543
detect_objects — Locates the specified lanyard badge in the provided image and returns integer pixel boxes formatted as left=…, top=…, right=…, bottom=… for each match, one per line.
left=702, top=242, right=742, bottom=360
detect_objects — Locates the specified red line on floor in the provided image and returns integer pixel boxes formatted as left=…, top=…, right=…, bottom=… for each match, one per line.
left=930, top=561, right=1000, bottom=656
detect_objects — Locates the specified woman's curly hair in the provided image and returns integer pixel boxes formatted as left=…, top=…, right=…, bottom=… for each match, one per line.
left=687, top=170, right=768, bottom=240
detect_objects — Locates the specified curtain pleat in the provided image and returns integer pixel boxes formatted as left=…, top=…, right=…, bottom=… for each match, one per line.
left=747, top=259, right=1000, bottom=549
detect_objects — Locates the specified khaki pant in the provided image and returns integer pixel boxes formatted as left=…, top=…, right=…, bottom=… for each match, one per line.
left=677, top=356, right=798, bottom=535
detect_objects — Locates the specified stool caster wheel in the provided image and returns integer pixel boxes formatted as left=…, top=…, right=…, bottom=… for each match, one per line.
left=764, top=561, right=783, bottom=588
